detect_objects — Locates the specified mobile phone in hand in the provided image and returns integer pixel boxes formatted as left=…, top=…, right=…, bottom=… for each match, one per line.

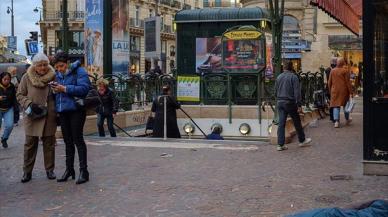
left=49, top=81, right=58, bottom=87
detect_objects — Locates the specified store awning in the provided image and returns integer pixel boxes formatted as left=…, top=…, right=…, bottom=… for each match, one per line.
left=310, top=0, right=362, bottom=36
left=175, top=7, right=271, bottom=23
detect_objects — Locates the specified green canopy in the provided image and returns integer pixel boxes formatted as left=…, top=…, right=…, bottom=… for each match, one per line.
left=175, top=7, right=271, bottom=23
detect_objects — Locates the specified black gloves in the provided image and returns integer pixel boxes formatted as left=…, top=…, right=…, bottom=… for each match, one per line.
left=31, top=103, right=43, bottom=114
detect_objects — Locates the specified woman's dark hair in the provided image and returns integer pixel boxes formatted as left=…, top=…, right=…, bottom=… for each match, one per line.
left=283, top=60, right=294, bottom=72
left=53, top=51, right=69, bottom=64
left=0, top=72, right=11, bottom=83
left=0, top=72, right=11, bottom=86
left=162, top=85, right=171, bottom=95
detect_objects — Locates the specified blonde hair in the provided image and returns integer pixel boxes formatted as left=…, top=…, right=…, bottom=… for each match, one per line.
left=96, top=78, right=109, bottom=87
left=7, top=66, right=17, bottom=74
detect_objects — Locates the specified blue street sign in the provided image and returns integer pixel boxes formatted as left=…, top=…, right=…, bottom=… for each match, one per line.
left=27, top=41, right=39, bottom=55
left=7, top=36, right=17, bottom=51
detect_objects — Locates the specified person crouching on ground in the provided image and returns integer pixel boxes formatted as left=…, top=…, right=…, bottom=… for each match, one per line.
left=16, top=53, right=57, bottom=183
left=275, top=60, right=312, bottom=151
left=328, top=57, right=353, bottom=128
left=206, top=126, right=224, bottom=140
left=151, top=85, right=181, bottom=138
left=0, top=72, right=17, bottom=148
left=96, top=78, right=118, bottom=137
left=52, top=52, right=91, bottom=184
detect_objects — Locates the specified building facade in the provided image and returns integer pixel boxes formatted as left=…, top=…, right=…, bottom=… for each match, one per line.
left=40, top=0, right=85, bottom=61
left=39, top=0, right=202, bottom=74
left=203, top=0, right=240, bottom=7
left=240, top=0, right=362, bottom=72
left=129, top=0, right=202, bottom=74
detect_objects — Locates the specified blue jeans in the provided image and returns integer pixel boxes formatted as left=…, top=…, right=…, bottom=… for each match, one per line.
left=333, top=107, right=349, bottom=122
left=0, top=107, right=14, bottom=140
left=97, top=114, right=116, bottom=137
left=277, top=101, right=305, bottom=146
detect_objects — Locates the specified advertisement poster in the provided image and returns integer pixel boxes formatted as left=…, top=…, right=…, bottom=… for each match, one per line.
left=196, top=34, right=265, bottom=74
left=144, top=16, right=161, bottom=59
left=195, top=37, right=222, bottom=74
left=265, top=33, right=274, bottom=81
left=222, top=30, right=265, bottom=73
left=112, top=0, right=130, bottom=76
left=85, top=0, right=103, bottom=76
left=177, top=76, right=200, bottom=102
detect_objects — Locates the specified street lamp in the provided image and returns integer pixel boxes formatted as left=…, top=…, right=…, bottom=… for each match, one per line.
left=33, top=7, right=43, bottom=22
left=6, top=0, right=14, bottom=37
left=33, top=6, right=43, bottom=25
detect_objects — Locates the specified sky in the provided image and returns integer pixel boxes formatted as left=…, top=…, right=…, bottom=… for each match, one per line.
left=0, top=0, right=42, bottom=56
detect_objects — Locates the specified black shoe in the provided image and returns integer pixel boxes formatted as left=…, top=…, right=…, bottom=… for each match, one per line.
left=46, top=171, right=56, bottom=180
left=21, top=173, right=32, bottom=183
left=57, top=168, right=75, bottom=182
left=76, top=169, right=89, bottom=185
left=2, top=138, right=8, bottom=148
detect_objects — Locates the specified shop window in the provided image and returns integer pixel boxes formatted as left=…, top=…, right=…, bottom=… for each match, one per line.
left=373, top=5, right=388, bottom=98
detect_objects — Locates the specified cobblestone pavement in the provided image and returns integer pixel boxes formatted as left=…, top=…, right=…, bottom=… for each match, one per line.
left=1, top=99, right=388, bottom=217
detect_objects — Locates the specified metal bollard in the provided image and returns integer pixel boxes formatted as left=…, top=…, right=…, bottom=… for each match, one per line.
left=163, top=95, right=167, bottom=140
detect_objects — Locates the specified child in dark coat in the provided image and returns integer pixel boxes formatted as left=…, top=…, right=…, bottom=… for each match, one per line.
left=96, top=79, right=119, bottom=137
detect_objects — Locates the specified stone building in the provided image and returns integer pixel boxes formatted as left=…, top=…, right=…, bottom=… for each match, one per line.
left=39, top=0, right=202, bottom=74
left=240, top=0, right=362, bottom=72
left=39, top=0, right=85, bottom=61
left=129, top=0, right=201, bottom=73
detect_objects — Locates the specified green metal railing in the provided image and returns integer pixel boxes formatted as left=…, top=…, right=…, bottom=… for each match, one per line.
left=90, top=68, right=325, bottom=112
left=89, top=73, right=176, bottom=111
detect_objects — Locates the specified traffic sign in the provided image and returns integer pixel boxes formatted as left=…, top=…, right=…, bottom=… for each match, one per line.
left=26, top=40, right=39, bottom=55
left=7, top=36, right=17, bottom=51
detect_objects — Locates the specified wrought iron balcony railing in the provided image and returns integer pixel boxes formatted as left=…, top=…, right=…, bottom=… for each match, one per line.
left=43, top=11, right=85, bottom=21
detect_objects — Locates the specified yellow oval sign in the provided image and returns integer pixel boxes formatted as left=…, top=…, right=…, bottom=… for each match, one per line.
left=224, top=31, right=262, bottom=40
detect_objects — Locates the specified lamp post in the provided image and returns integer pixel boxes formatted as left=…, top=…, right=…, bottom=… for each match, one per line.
left=6, top=0, right=14, bottom=37
left=33, top=7, right=43, bottom=22
left=268, top=0, right=285, bottom=124
left=61, top=0, right=69, bottom=53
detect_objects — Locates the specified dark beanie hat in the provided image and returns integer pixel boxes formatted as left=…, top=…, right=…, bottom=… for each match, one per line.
left=54, top=51, right=69, bottom=64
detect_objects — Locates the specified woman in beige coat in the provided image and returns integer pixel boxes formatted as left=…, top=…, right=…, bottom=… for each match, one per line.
left=328, top=57, right=353, bottom=128
left=17, top=53, right=57, bottom=183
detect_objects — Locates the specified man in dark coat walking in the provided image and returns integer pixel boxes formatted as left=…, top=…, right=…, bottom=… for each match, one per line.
left=275, top=61, right=312, bottom=151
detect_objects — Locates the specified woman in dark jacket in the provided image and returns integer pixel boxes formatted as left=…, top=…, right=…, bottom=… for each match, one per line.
left=96, top=78, right=119, bottom=137
left=151, top=85, right=181, bottom=138
left=0, top=72, right=16, bottom=148
left=52, top=52, right=91, bottom=184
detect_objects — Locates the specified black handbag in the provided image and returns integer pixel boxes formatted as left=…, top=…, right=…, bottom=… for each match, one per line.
left=145, top=116, right=154, bottom=130
left=74, top=88, right=100, bottom=109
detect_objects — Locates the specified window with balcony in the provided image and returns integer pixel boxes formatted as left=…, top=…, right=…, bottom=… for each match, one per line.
left=135, top=6, right=140, bottom=27
left=56, top=31, right=84, bottom=48
left=170, top=45, right=175, bottom=56
left=130, top=36, right=140, bottom=52
left=76, top=0, right=85, bottom=11
left=161, top=15, right=164, bottom=30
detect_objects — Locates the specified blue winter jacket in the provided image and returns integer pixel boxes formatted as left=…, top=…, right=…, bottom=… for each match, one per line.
left=287, top=200, right=388, bottom=217
left=55, top=60, right=91, bottom=113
